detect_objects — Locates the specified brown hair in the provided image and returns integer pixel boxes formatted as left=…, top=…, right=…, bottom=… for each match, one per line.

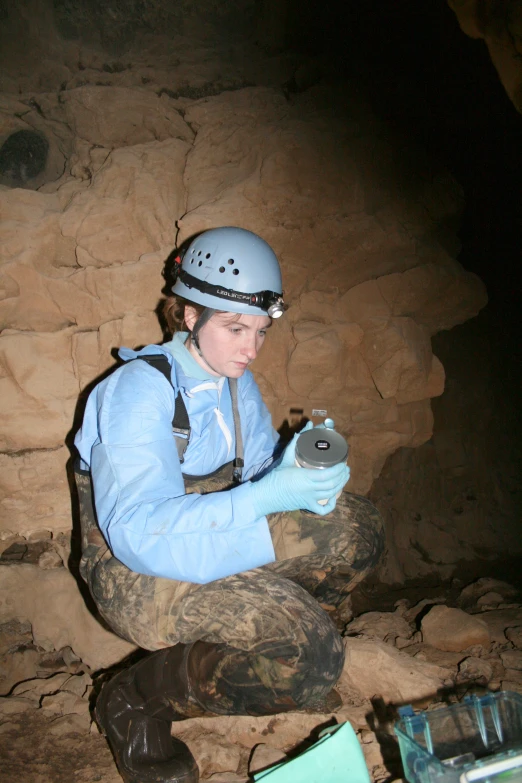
left=162, top=295, right=206, bottom=336
left=162, top=296, right=249, bottom=337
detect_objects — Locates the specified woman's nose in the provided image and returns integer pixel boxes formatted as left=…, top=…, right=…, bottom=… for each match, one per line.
left=241, top=338, right=258, bottom=360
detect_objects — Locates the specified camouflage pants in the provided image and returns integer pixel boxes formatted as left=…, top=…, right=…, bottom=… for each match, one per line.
left=76, top=463, right=384, bottom=710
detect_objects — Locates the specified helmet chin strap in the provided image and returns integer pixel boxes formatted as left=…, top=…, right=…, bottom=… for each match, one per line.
left=189, top=307, right=223, bottom=376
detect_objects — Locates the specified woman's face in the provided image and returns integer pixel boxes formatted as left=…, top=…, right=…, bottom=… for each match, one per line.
left=184, top=306, right=272, bottom=378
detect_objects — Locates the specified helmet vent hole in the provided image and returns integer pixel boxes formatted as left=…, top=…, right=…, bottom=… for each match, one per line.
left=219, top=266, right=225, bottom=273
left=206, top=253, right=211, bottom=259
left=197, top=251, right=202, bottom=256
left=227, top=258, right=234, bottom=265
left=232, top=269, right=239, bottom=275
left=190, top=258, right=194, bottom=264
left=198, top=260, right=202, bottom=267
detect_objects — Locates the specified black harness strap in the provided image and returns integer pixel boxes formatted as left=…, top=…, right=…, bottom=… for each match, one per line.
left=136, top=355, right=191, bottom=464
left=135, top=354, right=244, bottom=481
left=229, top=377, right=244, bottom=483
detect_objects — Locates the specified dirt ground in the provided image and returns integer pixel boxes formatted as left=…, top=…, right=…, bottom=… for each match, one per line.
left=0, top=711, right=122, bottom=783
left=4, top=573, right=516, bottom=783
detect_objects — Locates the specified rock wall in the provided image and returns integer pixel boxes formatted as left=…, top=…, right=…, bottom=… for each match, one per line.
left=449, top=0, right=522, bottom=114
left=0, top=11, right=487, bottom=546
left=370, top=306, right=522, bottom=583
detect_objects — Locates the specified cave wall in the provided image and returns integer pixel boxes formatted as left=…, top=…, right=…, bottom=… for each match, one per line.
left=0, top=2, right=488, bottom=545
left=0, top=3, right=487, bottom=547
left=449, top=0, right=522, bottom=114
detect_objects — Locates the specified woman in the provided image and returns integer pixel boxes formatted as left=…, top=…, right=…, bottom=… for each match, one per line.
left=74, top=226, right=384, bottom=783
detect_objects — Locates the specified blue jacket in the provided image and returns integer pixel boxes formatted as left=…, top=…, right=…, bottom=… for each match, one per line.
left=74, top=333, right=279, bottom=584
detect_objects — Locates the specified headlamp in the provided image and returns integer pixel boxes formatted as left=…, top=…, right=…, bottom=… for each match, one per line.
left=178, top=269, right=285, bottom=318
left=248, top=290, right=285, bottom=319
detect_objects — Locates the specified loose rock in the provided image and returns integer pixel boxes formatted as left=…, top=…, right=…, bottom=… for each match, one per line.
left=340, top=637, right=453, bottom=702
left=457, top=579, right=518, bottom=611
left=456, top=657, right=493, bottom=685
left=421, top=606, right=491, bottom=652
left=500, top=651, right=522, bottom=671
left=249, top=744, right=287, bottom=775
left=506, top=627, right=522, bottom=649
left=345, top=608, right=413, bottom=645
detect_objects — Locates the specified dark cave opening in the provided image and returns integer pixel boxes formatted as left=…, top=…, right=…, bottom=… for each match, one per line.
left=289, top=0, right=522, bottom=307
left=288, top=0, right=522, bottom=587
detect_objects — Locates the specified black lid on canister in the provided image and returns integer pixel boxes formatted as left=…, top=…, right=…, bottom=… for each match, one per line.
left=295, top=428, right=348, bottom=469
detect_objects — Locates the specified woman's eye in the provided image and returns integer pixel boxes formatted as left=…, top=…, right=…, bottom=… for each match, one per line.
left=258, top=330, right=267, bottom=337
left=230, top=327, right=242, bottom=334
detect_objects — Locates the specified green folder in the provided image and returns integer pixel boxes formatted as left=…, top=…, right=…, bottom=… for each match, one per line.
left=253, top=721, right=371, bottom=783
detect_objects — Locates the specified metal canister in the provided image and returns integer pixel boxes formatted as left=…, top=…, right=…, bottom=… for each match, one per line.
left=295, top=420, right=349, bottom=505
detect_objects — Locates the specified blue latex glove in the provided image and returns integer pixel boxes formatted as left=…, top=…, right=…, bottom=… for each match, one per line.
left=316, top=418, right=334, bottom=430
left=250, top=422, right=350, bottom=517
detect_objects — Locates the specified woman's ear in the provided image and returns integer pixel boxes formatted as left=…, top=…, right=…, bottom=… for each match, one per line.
left=183, top=305, right=198, bottom=332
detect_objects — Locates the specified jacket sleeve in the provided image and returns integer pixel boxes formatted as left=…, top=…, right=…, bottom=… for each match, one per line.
left=89, top=360, right=275, bottom=584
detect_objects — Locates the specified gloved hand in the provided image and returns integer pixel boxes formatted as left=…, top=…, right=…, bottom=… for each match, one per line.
left=250, top=422, right=350, bottom=517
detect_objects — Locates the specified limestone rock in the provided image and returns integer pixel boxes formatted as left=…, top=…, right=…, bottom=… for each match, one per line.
left=340, top=280, right=391, bottom=330
left=0, top=648, right=41, bottom=696
left=421, top=606, right=491, bottom=652
left=500, top=651, right=522, bottom=671
left=0, top=696, right=33, bottom=717
left=0, top=564, right=136, bottom=669
left=47, top=712, right=91, bottom=735
left=409, top=644, right=463, bottom=674
left=0, top=329, right=79, bottom=451
left=506, top=627, right=522, bottom=649
left=61, top=86, right=194, bottom=148
left=449, top=0, right=522, bottom=114
left=187, top=732, right=242, bottom=778
left=171, top=708, right=366, bottom=758
left=344, top=609, right=413, bottom=644
left=41, top=690, right=90, bottom=719
left=456, top=656, right=493, bottom=684
left=501, top=679, right=522, bottom=695
left=476, top=592, right=505, bottom=610
left=249, top=744, right=287, bottom=775
left=287, top=329, right=343, bottom=398
left=0, top=618, right=32, bottom=655
left=13, top=671, right=92, bottom=701
left=72, top=311, right=163, bottom=392
left=339, top=637, right=453, bottom=702
left=403, top=597, right=448, bottom=623
left=60, top=138, right=189, bottom=268
left=359, top=729, right=386, bottom=781
left=457, top=578, right=519, bottom=611
left=413, top=518, right=467, bottom=565
left=38, top=549, right=63, bottom=569
left=478, top=608, right=522, bottom=645
left=362, top=317, right=432, bottom=400
left=378, top=262, right=487, bottom=334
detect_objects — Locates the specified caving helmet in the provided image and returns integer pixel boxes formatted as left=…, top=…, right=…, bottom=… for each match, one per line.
left=172, top=227, right=285, bottom=320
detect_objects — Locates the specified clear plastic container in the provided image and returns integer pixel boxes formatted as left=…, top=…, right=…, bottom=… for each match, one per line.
left=395, top=692, right=522, bottom=783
